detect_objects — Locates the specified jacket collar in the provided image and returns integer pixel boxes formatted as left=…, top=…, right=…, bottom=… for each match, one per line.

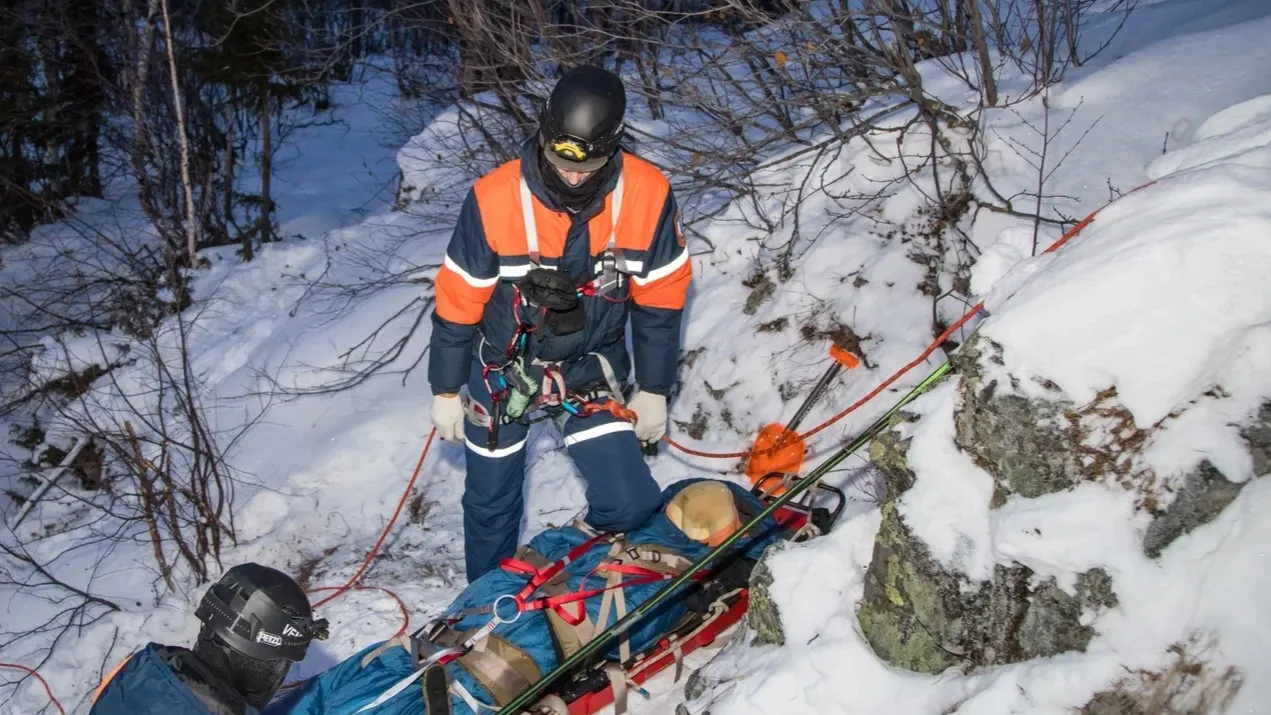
left=518, top=135, right=623, bottom=223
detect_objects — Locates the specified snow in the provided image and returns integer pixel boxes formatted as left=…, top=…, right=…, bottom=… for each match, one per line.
left=4, top=0, right=1271, bottom=713
left=981, top=101, right=1271, bottom=428
left=690, top=3, right=1271, bottom=713
left=896, top=385, right=998, bottom=582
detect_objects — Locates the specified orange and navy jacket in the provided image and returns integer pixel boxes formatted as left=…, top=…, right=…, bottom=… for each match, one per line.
left=427, top=137, right=692, bottom=397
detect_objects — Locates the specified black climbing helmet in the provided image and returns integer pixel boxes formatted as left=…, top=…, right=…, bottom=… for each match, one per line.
left=538, top=65, right=627, bottom=173
left=194, top=563, right=329, bottom=663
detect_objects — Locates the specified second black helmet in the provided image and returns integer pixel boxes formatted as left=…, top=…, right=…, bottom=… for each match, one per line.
left=539, top=65, right=627, bottom=173
left=193, top=562, right=328, bottom=663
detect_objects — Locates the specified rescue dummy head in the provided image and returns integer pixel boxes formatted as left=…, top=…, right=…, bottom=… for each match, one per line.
left=666, top=481, right=742, bottom=547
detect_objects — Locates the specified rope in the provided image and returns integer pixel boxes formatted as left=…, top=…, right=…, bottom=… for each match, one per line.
left=279, top=429, right=438, bottom=694
left=0, top=662, right=66, bottom=715
left=308, top=585, right=412, bottom=640
left=312, top=427, right=436, bottom=610
left=663, top=305, right=980, bottom=459
left=661, top=183, right=1153, bottom=461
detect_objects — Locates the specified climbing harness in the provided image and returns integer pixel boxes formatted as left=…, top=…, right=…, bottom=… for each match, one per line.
left=470, top=320, right=631, bottom=451
left=468, top=170, right=643, bottom=450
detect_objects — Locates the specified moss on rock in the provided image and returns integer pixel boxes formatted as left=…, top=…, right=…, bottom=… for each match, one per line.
left=859, top=470, right=1119, bottom=673
left=857, top=334, right=1268, bottom=676
left=744, top=542, right=787, bottom=646
left=858, top=347, right=1121, bottom=673
left=952, top=335, right=1082, bottom=499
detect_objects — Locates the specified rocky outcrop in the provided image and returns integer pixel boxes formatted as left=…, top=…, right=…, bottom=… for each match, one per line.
left=950, top=337, right=1082, bottom=504
left=1142, top=402, right=1271, bottom=557
left=856, top=333, right=1269, bottom=674
left=1142, top=461, right=1244, bottom=558
left=857, top=409, right=1118, bottom=673
left=743, top=545, right=786, bottom=646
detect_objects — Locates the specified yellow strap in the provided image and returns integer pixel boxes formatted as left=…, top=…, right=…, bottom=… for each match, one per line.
left=359, top=635, right=411, bottom=669
left=613, top=579, right=631, bottom=664
left=456, top=635, right=540, bottom=706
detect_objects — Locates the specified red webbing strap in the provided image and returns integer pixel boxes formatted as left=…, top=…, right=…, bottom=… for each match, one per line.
left=500, top=532, right=612, bottom=605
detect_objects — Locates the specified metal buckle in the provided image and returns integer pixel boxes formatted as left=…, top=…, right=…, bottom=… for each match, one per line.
left=492, top=593, right=522, bottom=625
left=591, top=251, right=622, bottom=296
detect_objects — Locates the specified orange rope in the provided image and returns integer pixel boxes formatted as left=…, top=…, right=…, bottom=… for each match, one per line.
left=281, top=430, right=438, bottom=692
left=312, top=427, right=436, bottom=610
left=0, top=662, right=66, bottom=715
left=309, top=585, right=412, bottom=640
left=663, top=182, right=1155, bottom=461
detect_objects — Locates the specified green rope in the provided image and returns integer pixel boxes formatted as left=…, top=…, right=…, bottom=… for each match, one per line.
left=498, top=359, right=954, bottom=713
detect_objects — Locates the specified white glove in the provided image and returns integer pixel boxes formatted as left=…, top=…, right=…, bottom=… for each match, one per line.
left=432, top=393, right=465, bottom=442
left=627, top=391, right=668, bottom=444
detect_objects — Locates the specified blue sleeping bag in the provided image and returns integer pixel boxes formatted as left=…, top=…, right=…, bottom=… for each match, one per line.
left=267, top=478, right=783, bottom=715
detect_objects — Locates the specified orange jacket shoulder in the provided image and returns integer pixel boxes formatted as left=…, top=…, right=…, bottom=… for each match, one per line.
left=620, top=153, right=670, bottom=197
left=614, top=153, right=671, bottom=252
left=471, top=159, right=524, bottom=255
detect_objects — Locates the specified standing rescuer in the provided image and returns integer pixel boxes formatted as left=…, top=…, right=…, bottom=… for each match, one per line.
left=428, top=65, right=693, bottom=582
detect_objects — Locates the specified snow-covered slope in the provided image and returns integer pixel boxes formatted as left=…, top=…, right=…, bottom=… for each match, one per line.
left=687, top=90, right=1271, bottom=715
left=3, top=2, right=1271, bottom=713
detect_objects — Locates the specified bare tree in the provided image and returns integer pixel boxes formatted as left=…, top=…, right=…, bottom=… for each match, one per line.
left=159, top=0, right=199, bottom=268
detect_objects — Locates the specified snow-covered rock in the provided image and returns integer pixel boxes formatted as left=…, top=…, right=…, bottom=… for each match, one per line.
left=689, top=87, right=1271, bottom=715
left=861, top=85, right=1271, bottom=694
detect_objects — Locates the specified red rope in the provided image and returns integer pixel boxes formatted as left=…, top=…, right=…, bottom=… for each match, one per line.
left=0, top=662, right=66, bottom=715
left=307, top=585, right=412, bottom=640
left=663, top=182, right=1155, bottom=460
left=282, top=430, right=438, bottom=692
left=312, top=427, right=436, bottom=610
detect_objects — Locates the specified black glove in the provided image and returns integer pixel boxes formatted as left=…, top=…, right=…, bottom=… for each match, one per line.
left=519, top=267, right=586, bottom=336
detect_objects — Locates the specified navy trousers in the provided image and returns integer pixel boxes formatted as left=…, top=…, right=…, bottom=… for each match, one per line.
left=461, top=361, right=662, bottom=581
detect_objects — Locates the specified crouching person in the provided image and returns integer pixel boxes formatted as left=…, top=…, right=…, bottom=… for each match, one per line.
left=266, top=479, right=782, bottom=715
left=91, top=563, right=329, bottom=715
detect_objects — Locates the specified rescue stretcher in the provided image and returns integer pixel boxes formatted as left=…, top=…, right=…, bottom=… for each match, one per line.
left=544, top=476, right=846, bottom=715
